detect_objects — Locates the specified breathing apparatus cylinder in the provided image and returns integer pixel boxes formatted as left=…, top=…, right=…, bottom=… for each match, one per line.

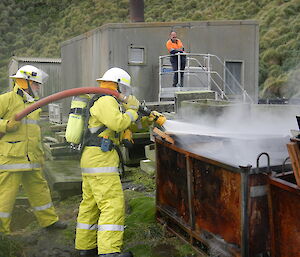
left=65, top=94, right=91, bottom=145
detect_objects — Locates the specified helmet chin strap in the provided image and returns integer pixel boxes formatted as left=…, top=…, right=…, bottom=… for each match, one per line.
left=26, top=80, right=36, bottom=98
left=117, top=83, right=121, bottom=93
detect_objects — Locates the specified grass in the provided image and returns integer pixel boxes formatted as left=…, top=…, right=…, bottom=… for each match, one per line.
left=0, top=160, right=198, bottom=257
left=0, top=234, right=22, bottom=257
left=1, top=0, right=300, bottom=98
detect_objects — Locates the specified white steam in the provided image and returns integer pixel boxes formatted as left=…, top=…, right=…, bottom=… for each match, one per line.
left=163, top=103, right=299, bottom=168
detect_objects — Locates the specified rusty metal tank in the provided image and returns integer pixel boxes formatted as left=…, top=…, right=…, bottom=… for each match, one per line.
left=268, top=172, right=300, bottom=257
left=154, top=133, right=291, bottom=257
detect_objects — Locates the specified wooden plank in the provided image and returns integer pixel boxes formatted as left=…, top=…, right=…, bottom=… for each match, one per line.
left=287, top=142, right=300, bottom=187
left=153, top=127, right=175, bottom=144
left=290, top=137, right=300, bottom=143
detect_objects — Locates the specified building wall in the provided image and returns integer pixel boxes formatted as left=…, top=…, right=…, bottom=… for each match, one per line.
left=61, top=21, right=259, bottom=105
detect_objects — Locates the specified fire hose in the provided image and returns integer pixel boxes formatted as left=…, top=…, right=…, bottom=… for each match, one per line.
left=14, top=87, right=123, bottom=121
left=1, top=87, right=166, bottom=138
left=0, top=87, right=122, bottom=139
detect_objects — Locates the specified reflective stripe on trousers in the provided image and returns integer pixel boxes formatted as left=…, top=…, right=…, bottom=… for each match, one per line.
left=77, top=222, right=98, bottom=231
left=33, top=202, right=53, bottom=211
left=98, top=224, right=124, bottom=231
left=0, top=163, right=41, bottom=171
left=76, top=223, right=124, bottom=232
left=0, top=212, right=10, bottom=218
left=81, top=167, right=119, bottom=174
left=0, top=163, right=41, bottom=170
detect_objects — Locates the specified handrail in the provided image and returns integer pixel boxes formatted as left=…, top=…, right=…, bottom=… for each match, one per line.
left=211, top=54, right=253, bottom=103
left=159, top=53, right=253, bottom=103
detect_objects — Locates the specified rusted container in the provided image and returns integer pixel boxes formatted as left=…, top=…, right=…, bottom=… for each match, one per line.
left=268, top=172, right=300, bottom=257
left=155, top=137, right=274, bottom=257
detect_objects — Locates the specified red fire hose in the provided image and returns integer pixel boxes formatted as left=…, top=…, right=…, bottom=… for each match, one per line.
left=15, top=87, right=123, bottom=121
left=0, top=87, right=124, bottom=139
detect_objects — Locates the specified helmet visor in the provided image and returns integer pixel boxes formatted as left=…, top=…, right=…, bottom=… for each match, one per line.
left=118, top=83, right=132, bottom=96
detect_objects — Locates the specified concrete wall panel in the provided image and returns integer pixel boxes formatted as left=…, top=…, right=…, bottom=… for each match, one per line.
left=61, top=21, right=259, bottom=103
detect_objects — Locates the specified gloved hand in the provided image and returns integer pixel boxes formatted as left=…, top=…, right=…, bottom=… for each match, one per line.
left=123, top=95, right=140, bottom=111
left=6, top=117, right=21, bottom=133
left=149, top=111, right=167, bottom=126
left=122, top=129, right=134, bottom=148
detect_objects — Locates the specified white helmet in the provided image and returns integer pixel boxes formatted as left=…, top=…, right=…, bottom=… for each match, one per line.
left=97, top=67, right=131, bottom=87
left=10, top=65, right=49, bottom=84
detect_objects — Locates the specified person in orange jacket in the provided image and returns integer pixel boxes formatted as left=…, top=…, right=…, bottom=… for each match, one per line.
left=166, top=31, right=186, bottom=87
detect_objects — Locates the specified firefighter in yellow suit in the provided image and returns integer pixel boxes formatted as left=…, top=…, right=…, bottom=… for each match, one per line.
left=0, top=65, right=67, bottom=234
left=75, top=68, right=139, bottom=257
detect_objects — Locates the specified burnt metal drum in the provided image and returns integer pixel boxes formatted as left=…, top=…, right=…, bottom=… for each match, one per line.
left=155, top=134, right=289, bottom=257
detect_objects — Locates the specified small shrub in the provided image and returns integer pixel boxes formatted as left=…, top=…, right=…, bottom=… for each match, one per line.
left=186, top=0, right=198, bottom=9
left=259, top=61, right=269, bottom=85
left=261, top=75, right=288, bottom=97
left=192, top=10, right=202, bottom=20
left=269, top=64, right=283, bottom=77
left=282, top=5, right=297, bottom=17
left=261, top=48, right=282, bottom=65
left=282, top=56, right=300, bottom=72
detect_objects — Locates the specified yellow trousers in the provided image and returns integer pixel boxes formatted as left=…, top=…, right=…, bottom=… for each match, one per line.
left=0, top=171, right=58, bottom=234
left=75, top=174, right=125, bottom=254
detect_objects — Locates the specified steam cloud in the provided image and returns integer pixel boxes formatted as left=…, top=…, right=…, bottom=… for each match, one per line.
left=163, top=102, right=299, bottom=168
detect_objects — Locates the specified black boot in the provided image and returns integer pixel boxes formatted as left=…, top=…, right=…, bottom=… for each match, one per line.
left=79, top=248, right=98, bottom=257
left=98, top=252, right=133, bottom=257
left=45, top=220, right=68, bottom=230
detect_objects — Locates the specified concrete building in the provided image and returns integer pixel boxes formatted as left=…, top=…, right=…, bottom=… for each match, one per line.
left=8, top=56, right=62, bottom=98
left=61, top=20, right=259, bottom=108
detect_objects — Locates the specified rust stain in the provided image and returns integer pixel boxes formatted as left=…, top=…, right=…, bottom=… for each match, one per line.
left=269, top=174, right=300, bottom=257
left=155, top=137, right=273, bottom=256
left=192, top=160, right=241, bottom=246
left=248, top=174, right=270, bottom=255
left=156, top=142, right=190, bottom=224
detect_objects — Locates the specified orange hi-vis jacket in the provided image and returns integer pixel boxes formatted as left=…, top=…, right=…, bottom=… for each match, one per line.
left=166, top=39, right=184, bottom=54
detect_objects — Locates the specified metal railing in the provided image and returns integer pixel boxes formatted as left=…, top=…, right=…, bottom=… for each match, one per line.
left=159, top=53, right=253, bottom=103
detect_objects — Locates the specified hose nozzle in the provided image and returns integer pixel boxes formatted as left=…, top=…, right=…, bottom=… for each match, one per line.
left=149, top=111, right=167, bottom=126
left=123, top=96, right=167, bottom=127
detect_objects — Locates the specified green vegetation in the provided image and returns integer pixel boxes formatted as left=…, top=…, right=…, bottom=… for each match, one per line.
left=124, top=192, right=196, bottom=257
left=0, top=166, right=197, bottom=257
left=0, top=234, right=21, bottom=257
left=1, top=0, right=300, bottom=98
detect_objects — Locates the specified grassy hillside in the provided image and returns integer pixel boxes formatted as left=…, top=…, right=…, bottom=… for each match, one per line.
left=1, top=0, right=300, bottom=98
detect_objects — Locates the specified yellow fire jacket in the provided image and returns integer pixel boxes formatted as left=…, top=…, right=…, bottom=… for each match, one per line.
left=80, top=95, right=138, bottom=176
left=0, top=85, right=44, bottom=172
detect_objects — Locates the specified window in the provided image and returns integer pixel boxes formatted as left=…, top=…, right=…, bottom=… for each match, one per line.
left=224, top=61, right=243, bottom=95
left=128, top=46, right=146, bottom=65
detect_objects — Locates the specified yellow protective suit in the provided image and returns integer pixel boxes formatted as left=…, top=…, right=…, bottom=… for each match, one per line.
left=0, top=85, right=58, bottom=234
left=75, top=94, right=138, bottom=254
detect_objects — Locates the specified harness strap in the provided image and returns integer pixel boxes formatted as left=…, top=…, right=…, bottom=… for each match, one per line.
left=81, top=93, right=126, bottom=175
